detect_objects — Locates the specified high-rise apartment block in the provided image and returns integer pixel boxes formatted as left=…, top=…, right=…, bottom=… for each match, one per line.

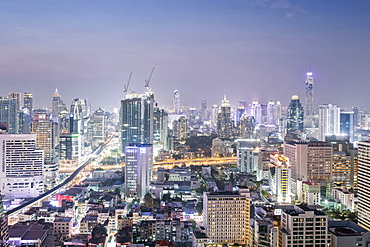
left=279, top=204, right=330, bottom=247
left=358, top=141, right=370, bottom=230
left=124, top=144, right=153, bottom=199
left=318, top=104, right=340, bottom=141
left=284, top=141, right=332, bottom=196
left=0, top=134, right=44, bottom=199
left=173, top=90, right=180, bottom=114
left=7, top=92, right=20, bottom=110
left=23, top=92, right=33, bottom=116
left=0, top=194, right=9, bottom=247
left=52, top=89, right=67, bottom=122
left=203, top=190, right=250, bottom=245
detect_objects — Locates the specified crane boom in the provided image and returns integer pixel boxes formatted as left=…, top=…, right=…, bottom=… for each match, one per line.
left=145, top=67, right=155, bottom=88
left=124, top=72, right=133, bottom=93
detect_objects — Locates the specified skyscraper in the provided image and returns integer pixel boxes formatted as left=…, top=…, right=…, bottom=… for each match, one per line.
left=340, top=111, right=355, bottom=143
left=0, top=134, right=44, bottom=199
left=52, top=89, right=67, bottom=123
left=201, top=100, right=207, bottom=121
left=318, top=104, right=340, bottom=141
left=358, top=141, right=370, bottom=230
left=153, top=107, right=168, bottom=150
left=304, top=69, right=314, bottom=128
left=173, top=90, right=180, bottom=114
left=0, top=98, right=18, bottom=133
left=266, top=100, right=276, bottom=125
left=124, top=144, right=153, bottom=198
left=269, top=154, right=292, bottom=203
left=120, top=92, right=154, bottom=154
left=286, top=95, right=304, bottom=134
left=7, top=92, right=20, bottom=110
left=23, top=92, right=33, bottom=116
left=217, top=95, right=232, bottom=139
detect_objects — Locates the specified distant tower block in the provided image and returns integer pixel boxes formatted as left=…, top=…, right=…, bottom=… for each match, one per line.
left=173, top=90, right=180, bottom=114
left=305, top=69, right=314, bottom=127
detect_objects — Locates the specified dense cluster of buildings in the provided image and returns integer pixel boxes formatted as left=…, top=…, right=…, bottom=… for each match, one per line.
left=1, top=69, right=370, bottom=246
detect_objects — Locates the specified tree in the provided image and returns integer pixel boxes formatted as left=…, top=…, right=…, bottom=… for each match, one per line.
left=143, top=192, right=153, bottom=208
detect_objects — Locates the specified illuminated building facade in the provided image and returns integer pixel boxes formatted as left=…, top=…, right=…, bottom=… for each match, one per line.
left=304, top=70, right=314, bottom=128
left=203, top=190, right=250, bottom=245
left=318, top=104, right=340, bottom=141
left=287, top=95, right=304, bottom=134
left=340, top=111, right=355, bottom=143
left=173, top=90, right=180, bottom=114
left=7, top=92, right=20, bottom=110
left=269, top=154, right=292, bottom=203
left=51, top=89, right=67, bottom=122
left=0, top=134, right=44, bottom=199
left=87, top=108, right=107, bottom=149
left=358, top=141, right=370, bottom=230
left=120, top=92, right=154, bottom=154
left=217, top=95, right=232, bottom=139
left=124, top=144, right=153, bottom=198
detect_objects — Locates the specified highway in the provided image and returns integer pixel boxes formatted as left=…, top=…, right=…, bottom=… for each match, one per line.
left=59, top=157, right=237, bottom=173
left=6, top=134, right=114, bottom=217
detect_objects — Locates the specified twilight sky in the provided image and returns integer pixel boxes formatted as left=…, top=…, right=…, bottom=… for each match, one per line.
left=0, top=0, right=369, bottom=110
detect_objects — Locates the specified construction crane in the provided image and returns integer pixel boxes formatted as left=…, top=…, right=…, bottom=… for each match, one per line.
left=124, top=72, right=133, bottom=94
left=145, top=67, right=155, bottom=92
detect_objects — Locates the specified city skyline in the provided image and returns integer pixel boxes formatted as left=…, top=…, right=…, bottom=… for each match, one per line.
left=0, top=1, right=369, bottom=109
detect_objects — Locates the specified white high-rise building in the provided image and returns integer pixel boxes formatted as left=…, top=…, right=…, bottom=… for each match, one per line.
left=305, top=70, right=314, bottom=128
left=279, top=204, right=330, bottom=247
left=318, top=104, right=340, bottom=141
left=124, top=144, right=153, bottom=199
left=0, top=134, right=44, bottom=199
left=203, top=189, right=250, bottom=245
left=358, top=141, right=370, bottom=230
left=267, top=100, right=276, bottom=125
left=173, top=90, right=180, bottom=114
left=269, top=154, right=292, bottom=203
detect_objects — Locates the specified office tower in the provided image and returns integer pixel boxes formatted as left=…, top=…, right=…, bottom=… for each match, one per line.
left=279, top=205, right=330, bottom=247
left=318, top=104, right=340, bottom=141
left=124, top=144, right=153, bottom=198
left=358, top=141, right=370, bottom=230
left=7, top=92, right=20, bottom=110
left=304, top=69, right=314, bottom=128
left=266, top=100, right=276, bottom=125
left=17, top=108, right=31, bottom=134
left=0, top=134, right=44, bottom=199
left=275, top=101, right=282, bottom=119
left=31, top=113, right=59, bottom=189
left=177, top=116, right=187, bottom=141
left=0, top=195, right=9, bottom=247
left=203, top=189, right=250, bottom=245
left=120, top=92, right=154, bottom=154
left=250, top=100, right=262, bottom=123
left=269, top=154, right=292, bottom=203
left=59, top=133, right=82, bottom=162
left=173, top=90, right=180, bottom=114
left=217, top=95, right=232, bottom=139
left=242, top=116, right=255, bottom=138
left=0, top=98, right=18, bottom=134
left=87, top=108, right=107, bottom=149
left=284, top=140, right=332, bottom=195
left=340, top=111, right=354, bottom=143
left=51, top=89, right=67, bottom=122
left=353, top=107, right=359, bottom=127
left=70, top=98, right=89, bottom=134
left=23, top=92, right=33, bottom=116
left=211, top=104, right=218, bottom=131
left=201, top=100, right=207, bottom=121
left=286, top=95, right=304, bottom=134
left=153, top=107, right=168, bottom=150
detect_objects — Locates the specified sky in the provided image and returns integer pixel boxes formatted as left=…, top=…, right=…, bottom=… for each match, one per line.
left=0, top=0, right=369, bottom=111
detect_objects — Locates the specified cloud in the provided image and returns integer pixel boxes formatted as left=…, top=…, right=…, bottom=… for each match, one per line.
left=252, top=0, right=304, bottom=18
